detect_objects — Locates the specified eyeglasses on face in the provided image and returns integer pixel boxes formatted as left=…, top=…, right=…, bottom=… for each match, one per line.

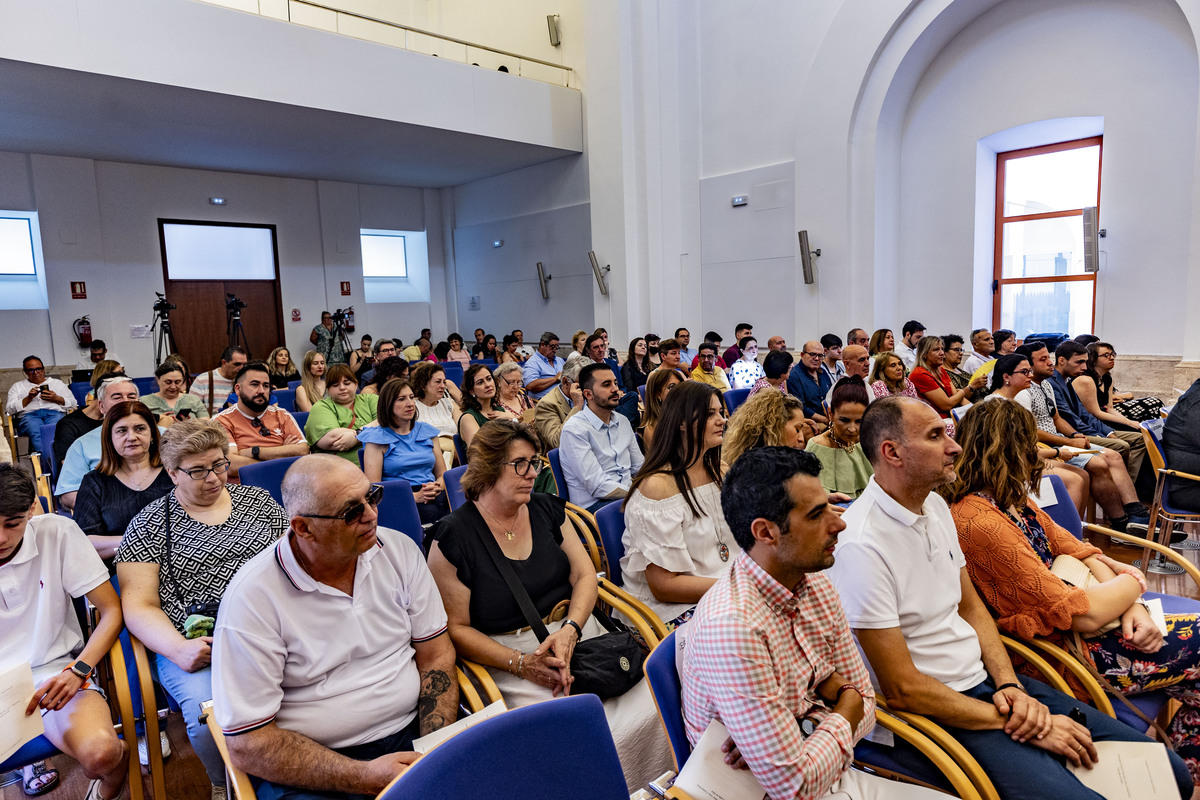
left=298, top=484, right=384, bottom=524
left=504, top=458, right=544, bottom=477
left=23, top=365, right=45, bottom=373
left=179, top=459, right=232, bottom=480
left=1099, top=351, right=1116, bottom=359
left=1012, top=368, right=1034, bottom=376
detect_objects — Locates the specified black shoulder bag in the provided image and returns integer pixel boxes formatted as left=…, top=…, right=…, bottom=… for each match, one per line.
left=470, top=515, right=644, bottom=700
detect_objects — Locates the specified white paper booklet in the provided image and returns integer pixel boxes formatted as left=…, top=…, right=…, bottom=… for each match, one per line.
left=0, top=663, right=45, bottom=762
left=1069, top=740, right=1177, bottom=800
left=673, top=719, right=767, bottom=800
left=411, top=699, right=506, bottom=754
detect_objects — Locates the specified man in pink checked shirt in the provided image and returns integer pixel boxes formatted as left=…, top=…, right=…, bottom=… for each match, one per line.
left=681, top=446, right=943, bottom=800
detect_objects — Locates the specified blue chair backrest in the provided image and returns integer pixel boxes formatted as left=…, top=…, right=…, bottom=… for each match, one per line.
left=273, top=389, right=296, bottom=412
left=38, top=421, right=58, bottom=483
left=638, top=384, right=647, bottom=403
left=442, top=362, right=464, bottom=387
left=643, top=630, right=689, bottom=770
left=292, top=411, right=309, bottom=432
left=1142, top=419, right=1167, bottom=463
left=287, top=379, right=301, bottom=390
left=69, top=381, right=92, bottom=406
left=378, top=479, right=424, bottom=548
left=453, top=433, right=468, bottom=464
left=1039, top=473, right=1083, bottom=539
left=547, top=448, right=566, bottom=498
left=238, top=457, right=302, bottom=508
left=132, top=376, right=157, bottom=397
left=594, top=502, right=626, bottom=586
left=445, top=465, right=468, bottom=511
left=724, top=388, right=751, bottom=415
left=378, top=694, right=626, bottom=800
left=470, top=358, right=496, bottom=366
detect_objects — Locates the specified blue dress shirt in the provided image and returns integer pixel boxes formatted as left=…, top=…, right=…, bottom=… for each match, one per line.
left=558, top=405, right=644, bottom=508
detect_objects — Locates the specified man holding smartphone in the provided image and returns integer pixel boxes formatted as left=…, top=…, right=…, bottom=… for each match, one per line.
left=6, top=355, right=76, bottom=439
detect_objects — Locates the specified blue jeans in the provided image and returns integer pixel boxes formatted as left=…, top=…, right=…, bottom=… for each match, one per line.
left=251, top=716, right=420, bottom=800
left=15, top=408, right=64, bottom=441
left=154, top=653, right=224, bottom=786
left=888, top=676, right=1193, bottom=800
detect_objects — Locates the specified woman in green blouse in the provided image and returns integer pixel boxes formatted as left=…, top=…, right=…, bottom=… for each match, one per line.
left=804, top=376, right=872, bottom=500
left=304, top=363, right=378, bottom=462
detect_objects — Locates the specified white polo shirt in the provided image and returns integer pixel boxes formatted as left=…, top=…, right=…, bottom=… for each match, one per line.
left=0, top=515, right=109, bottom=682
left=212, top=526, right=448, bottom=749
left=827, top=477, right=988, bottom=692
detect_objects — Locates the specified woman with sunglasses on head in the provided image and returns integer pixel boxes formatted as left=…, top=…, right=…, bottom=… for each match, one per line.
left=360, top=379, right=449, bottom=525
left=622, top=381, right=730, bottom=629
left=426, top=420, right=670, bottom=790
left=115, top=420, right=288, bottom=798
left=457, top=364, right=520, bottom=449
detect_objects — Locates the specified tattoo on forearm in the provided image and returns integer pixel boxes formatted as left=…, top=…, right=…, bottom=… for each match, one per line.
left=419, top=669, right=453, bottom=732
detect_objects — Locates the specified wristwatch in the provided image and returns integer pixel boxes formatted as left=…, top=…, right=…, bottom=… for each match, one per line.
left=69, top=660, right=93, bottom=679
left=251, top=446, right=261, bottom=459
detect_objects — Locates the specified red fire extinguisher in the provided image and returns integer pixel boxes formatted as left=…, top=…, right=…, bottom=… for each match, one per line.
left=73, top=316, right=92, bottom=346
left=345, top=306, right=355, bottom=333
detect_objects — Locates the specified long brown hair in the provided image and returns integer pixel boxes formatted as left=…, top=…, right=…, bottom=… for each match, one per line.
left=940, top=399, right=1043, bottom=510
left=98, top=401, right=162, bottom=475
left=626, top=381, right=722, bottom=518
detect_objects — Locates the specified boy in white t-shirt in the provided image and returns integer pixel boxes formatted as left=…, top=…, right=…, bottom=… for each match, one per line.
left=0, top=464, right=128, bottom=800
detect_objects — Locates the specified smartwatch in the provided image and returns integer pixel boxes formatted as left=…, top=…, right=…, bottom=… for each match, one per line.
left=69, top=660, right=93, bottom=679
left=251, top=446, right=261, bottom=459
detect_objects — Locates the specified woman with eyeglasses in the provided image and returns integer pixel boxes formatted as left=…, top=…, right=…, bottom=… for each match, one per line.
left=304, top=363, right=379, bottom=463
left=457, top=364, right=520, bottom=449
left=360, top=379, right=449, bottom=524
left=493, top=362, right=533, bottom=419
left=143, top=362, right=209, bottom=424
left=115, top=419, right=288, bottom=797
left=909, top=336, right=985, bottom=429
left=622, top=381, right=730, bottom=628
left=74, top=401, right=174, bottom=562
left=1072, top=343, right=1141, bottom=431
left=427, top=419, right=670, bottom=789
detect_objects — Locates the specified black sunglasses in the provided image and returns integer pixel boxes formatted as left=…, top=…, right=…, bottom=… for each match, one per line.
left=298, top=484, right=384, bottom=524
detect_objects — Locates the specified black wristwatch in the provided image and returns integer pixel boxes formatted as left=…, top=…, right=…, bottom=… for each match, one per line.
left=69, top=660, right=93, bottom=679
left=251, top=446, right=261, bottom=459
left=562, top=619, right=584, bottom=640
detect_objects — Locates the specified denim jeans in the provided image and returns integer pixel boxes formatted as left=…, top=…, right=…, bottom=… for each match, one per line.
left=153, top=653, right=224, bottom=786
left=15, top=408, right=64, bottom=441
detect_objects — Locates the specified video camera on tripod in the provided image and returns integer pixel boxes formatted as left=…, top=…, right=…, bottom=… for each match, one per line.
left=153, top=292, right=176, bottom=315
left=225, top=294, right=247, bottom=314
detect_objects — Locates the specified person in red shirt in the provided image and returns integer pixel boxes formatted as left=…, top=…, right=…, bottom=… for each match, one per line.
left=908, top=337, right=985, bottom=430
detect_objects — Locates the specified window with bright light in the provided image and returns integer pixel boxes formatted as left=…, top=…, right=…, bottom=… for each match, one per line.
left=361, top=231, right=408, bottom=278
left=993, top=137, right=1100, bottom=335
left=0, top=216, right=37, bottom=275
left=0, top=211, right=49, bottom=310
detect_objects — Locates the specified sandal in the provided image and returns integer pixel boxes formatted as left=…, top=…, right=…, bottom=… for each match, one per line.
left=84, top=777, right=126, bottom=800
left=21, top=762, right=59, bottom=797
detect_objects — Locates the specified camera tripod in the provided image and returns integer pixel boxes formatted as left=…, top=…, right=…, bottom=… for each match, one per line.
left=151, top=294, right=179, bottom=367
left=227, top=306, right=250, bottom=357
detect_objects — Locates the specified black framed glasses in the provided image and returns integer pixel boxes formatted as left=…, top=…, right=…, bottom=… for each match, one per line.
left=1013, top=368, right=1034, bottom=376
left=179, top=459, right=232, bottom=480
left=504, top=458, right=544, bottom=477
left=23, top=365, right=45, bottom=374
left=298, top=484, right=384, bottom=524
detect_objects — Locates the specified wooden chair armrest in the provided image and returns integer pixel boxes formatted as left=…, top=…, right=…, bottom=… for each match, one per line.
left=455, top=666, right=485, bottom=714
left=129, top=634, right=168, bottom=800
left=564, top=507, right=606, bottom=574
left=1089, top=523, right=1200, bottom=594
left=875, top=698, right=1000, bottom=800
left=456, top=659, right=505, bottom=706
left=998, top=635, right=1072, bottom=696
left=1161, top=468, right=1200, bottom=484
left=104, top=637, right=145, bottom=800
left=870, top=708, right=983, bottom=800
left=201, top=700, right=258, bottom=800
left=598, top=577, right=670, bottom=641
left=598, top=584, right=661, bottom=649
left=1020, top=637, right=1115, bottom=718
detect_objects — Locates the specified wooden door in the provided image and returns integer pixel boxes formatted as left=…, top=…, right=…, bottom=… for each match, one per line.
left=162, top=280, right=284, bottom=373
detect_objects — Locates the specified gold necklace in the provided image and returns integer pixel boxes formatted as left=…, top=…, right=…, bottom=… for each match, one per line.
left=479, top=501, right=522, bottom=540
left=827, top=430, right=857, bottom=454
left=119, top=463, right=156, bottom=490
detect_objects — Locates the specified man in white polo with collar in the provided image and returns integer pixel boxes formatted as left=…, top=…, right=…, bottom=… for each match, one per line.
left=212, top=455, right=458, bottom=800
left=558, top=361, right=643, bottom=513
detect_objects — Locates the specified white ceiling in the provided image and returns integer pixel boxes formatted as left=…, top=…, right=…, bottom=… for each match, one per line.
left=0, top=58, right=580, bottom=188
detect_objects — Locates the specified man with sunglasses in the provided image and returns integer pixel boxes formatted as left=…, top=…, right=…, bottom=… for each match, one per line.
left=215, top=362, right=308, bottom=476
left=213, top=455, right=457, bottom=800
left=6, top=355, right=76, bottom=439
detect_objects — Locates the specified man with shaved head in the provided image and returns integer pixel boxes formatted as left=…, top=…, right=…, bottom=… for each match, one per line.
left=826, top=345, right=871, bottom=407
left=212, top=455, right=457, bottom=799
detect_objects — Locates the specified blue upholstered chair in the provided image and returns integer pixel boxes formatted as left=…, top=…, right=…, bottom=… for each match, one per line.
left=593, top=500, right=627, bottom=586
left=444, top=464, right=468, bottom=511
left=237, top=456, right=302, bottom=508
left=377, top=479, right=424, bottom=548
left=547, top=448, right=567, bottom=498
left=272, top=389, right=296, bottom=412
left=723, top=388, right=751, bottom=415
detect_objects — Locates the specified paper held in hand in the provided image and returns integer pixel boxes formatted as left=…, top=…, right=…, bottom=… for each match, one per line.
left=672, top=719, right=767, bottom=800
left=0, top=662, right=45, bottom=762
left=1069, top=741, right=1177, bottom=800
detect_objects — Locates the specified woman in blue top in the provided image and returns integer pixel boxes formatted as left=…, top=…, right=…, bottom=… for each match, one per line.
left=359, top=378, right=450, bottom=524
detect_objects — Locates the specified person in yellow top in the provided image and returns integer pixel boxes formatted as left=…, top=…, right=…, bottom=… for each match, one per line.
left=689, top=342, right=730, bottom=390
left=402, top=338, right=435, bottom=363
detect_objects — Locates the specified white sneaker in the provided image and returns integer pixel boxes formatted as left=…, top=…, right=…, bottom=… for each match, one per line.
left=211, top=785, right=228, bottom=800
left=136, top=730, right=172, bottom=766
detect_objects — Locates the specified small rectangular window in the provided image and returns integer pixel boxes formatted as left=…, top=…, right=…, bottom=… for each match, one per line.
left=160, top=220, right=278, bottom=280
left=361, top=231, right=408, bottom=278
left=0, top=216, right=37, bottom=276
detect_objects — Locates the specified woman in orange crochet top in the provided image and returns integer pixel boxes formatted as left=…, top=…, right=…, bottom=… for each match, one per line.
left=942, top=399, right=1200, bottom=782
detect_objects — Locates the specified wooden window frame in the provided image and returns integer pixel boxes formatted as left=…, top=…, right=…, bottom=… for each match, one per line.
left=992, top=135, right=1102, bottom=332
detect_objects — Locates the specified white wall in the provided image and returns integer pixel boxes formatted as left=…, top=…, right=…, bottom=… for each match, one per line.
left=0, top=150, right=442, bottom=373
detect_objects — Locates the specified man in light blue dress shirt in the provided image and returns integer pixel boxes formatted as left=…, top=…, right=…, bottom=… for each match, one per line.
left=558, top=362, right=644, bottom=512
left=521, top=332, right=564, bottom=401
left=675, top=327, right=697, bottom=365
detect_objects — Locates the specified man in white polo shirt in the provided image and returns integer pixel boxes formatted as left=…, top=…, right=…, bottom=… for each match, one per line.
left=211, top=455, right=457, bottom=800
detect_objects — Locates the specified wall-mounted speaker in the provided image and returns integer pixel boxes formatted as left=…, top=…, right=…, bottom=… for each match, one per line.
left=536, top=261, right=551, bottom=299
left=547, top=15, right=561, bottom=47
left=1082, top=206, right=1098, bottom=273
left=798, top=230, right=821, bottom=285
left=588, top=250, right=609, bottom=295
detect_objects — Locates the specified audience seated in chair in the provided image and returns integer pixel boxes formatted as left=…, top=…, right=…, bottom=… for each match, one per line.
left=908, top=336, right=985, bottom=434
left=748, top=350, right=793, bottom=397
left=722, top=323, right=753, bottom=368
left=804, top=377, right=872, bottom=501
left=532, top=358, right=584, bottom=451
left=1, top=464, right=130, bottom=800
left=212, top=455, right=457, bottom=800
left=690, top=331, right=728, bottom=371
left=457, top=364, right=522, bottom=450
left=304, top=364, right=378, bottom=464
left=728, top=337, right=765, bottom=391
left=56, top=375, right=142, bottom=512
left=828, top=396, right=1194, bottom=800
left=6, top=354, right=76, bottom=440
left=689, top=341, right=730, bottom=391
left=786, top=340, right=831, bottom=425
left=819, top=333, right=846, bottom=385
left=962, top=328, right=996, bottom=376
left=356, top=339, right=399, bottom=390
left=190, top=347, right=249, bottom=417
left=142, top=361, right=209, bottom=424
left=520, top=331, right=565, bottom=402
left=895, top=320, right=925, bottom=371
left=826, top=345, right=870, bottom=407
left=640, top=368, right=685, bottom=451
left=559, top=363, right=644, bottom=514
left=215, top=362, right=309, bottom=477
left=360, top=379, right=450, bottom=525
left=721, top=391, right=813, bottom=466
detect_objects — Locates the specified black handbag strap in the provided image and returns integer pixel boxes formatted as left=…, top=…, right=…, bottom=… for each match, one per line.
left=469, top=507, right=552, bottom=643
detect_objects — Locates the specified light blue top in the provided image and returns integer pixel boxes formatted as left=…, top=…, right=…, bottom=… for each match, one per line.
left=521, top=351, right=564, bottom=401
left=55, top=426, right=104, bottom=495
left=558, top=405, right=644, bottom=508
left=357, top=421, right=441, bottom=485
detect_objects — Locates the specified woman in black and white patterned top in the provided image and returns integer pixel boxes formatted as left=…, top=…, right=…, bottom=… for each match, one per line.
left=116, top=419, right=288, bottom=797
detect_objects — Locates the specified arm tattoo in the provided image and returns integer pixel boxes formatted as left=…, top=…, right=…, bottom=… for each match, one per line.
left=419, top=668, right=453, bottom=733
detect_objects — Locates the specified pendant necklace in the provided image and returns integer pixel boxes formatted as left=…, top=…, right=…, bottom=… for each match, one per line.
left=716, top=528, right=730, bottom=562
left=480, top=502, right=521, bottom=541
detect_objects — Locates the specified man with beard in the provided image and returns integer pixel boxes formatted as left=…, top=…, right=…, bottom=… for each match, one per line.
left=216, top=362, right=309, bottom=476
left=559, top=362, right=643, bottom=513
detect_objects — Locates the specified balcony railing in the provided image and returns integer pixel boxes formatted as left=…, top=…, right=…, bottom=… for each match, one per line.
left=197, top=0, right=575, bottom=87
